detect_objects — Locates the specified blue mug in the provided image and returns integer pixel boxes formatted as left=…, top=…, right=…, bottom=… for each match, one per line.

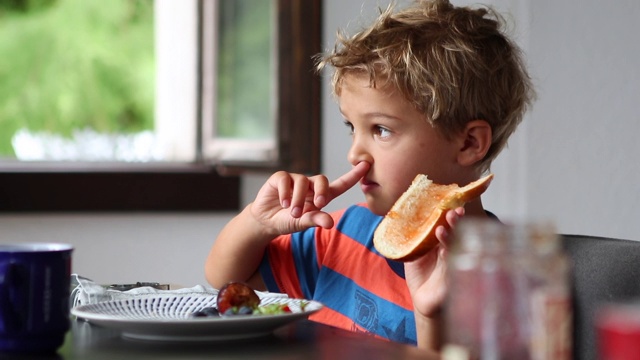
left=0, top=243, right=73, bottom=353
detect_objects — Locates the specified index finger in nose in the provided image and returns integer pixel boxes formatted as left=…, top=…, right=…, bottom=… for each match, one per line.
left=328, top=162, right=370, bottom=200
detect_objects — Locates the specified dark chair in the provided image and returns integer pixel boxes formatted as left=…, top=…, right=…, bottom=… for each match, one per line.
left=561, top=234, right=640, bottom=360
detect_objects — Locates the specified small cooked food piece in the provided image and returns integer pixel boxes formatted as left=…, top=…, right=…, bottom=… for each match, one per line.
left=216, top=281, right=261, bottom=314
left=373, top=174, right=494, bottom=262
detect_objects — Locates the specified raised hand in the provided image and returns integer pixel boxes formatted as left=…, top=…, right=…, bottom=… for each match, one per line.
left=405, top=207, right=464, bottom=318
left=250, top=161, right=370, bottom=235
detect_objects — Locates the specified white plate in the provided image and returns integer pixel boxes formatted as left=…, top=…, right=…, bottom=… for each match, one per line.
left=71, top=294, right=322, bottom=342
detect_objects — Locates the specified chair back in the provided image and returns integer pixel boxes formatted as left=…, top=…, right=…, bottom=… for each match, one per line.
left=561, top=234, right=640, bottom=360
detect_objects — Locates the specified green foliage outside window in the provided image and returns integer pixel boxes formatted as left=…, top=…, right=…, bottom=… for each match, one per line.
left=0, top=0, right=154, bottom=157
left=216, top=0, right=273, bottom=140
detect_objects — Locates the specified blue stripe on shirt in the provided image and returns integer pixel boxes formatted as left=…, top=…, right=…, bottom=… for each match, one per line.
left=289, top=227, right=319, bottom=299
left=259, top=228, right=319, bottom=299
left=314, top=266, right=416, bottom=344
left=336, top=205, right=382, bottom=248
left=337, top=205, right=405, bottom=279
left=259, top=254, right=278, bottom=292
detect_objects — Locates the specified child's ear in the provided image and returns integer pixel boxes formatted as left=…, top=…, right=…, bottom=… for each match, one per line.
left=456, top=120, right=492, bottom=166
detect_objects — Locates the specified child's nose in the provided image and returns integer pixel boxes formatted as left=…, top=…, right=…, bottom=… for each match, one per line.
left=347, top=136, right=372, bottom=166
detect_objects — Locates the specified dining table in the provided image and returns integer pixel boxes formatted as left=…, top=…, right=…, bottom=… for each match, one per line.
left=29, top=318, right=439, bottom=360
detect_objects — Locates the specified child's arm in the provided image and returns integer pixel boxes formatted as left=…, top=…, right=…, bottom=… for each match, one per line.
left=205, top=162, right=370, bottom=291
left=205, top=204, right=275, bottom=291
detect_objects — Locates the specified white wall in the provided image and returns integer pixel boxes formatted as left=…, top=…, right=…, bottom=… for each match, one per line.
left=476, top=0, right=640, bottom=240
left=525, top=0, right=640, bottom=239
left=2, top=0, right=639, bottom=287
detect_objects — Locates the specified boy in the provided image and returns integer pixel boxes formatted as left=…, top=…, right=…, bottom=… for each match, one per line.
left=205, top=0, right=534, bottom=351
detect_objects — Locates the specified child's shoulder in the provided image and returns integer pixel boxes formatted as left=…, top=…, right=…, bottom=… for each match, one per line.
left=331, top=203, right=382, bottom=237
left=332, top=202, right=378, bottom=220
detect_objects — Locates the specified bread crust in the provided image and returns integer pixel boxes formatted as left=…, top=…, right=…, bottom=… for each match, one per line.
left=373, top=174, right=494, bottom=261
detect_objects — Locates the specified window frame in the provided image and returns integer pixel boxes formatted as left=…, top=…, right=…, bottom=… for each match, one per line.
left=0, top=0, right=322, bottom=212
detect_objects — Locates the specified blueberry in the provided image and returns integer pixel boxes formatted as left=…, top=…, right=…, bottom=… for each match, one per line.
left=223, top=308, right=236, bottom=316
left=236, top=306, right=253, bottom=315
left=220, top=305, right=256, bottom=316
left=191, top=306, right=220, bottom=318
left=202, top=307, right=220, bottom=316
left=191, top=311, right=208, bottom=318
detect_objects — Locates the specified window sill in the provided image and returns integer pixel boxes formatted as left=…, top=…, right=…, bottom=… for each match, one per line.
left=0, top=162, right=240, bottom=212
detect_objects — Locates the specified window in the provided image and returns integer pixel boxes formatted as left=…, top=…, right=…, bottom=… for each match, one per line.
left=202, top=0, right=276, bottom=165
left=202, top=0, right=322, bottom=174
left=0, top=0, right=322, bottom=212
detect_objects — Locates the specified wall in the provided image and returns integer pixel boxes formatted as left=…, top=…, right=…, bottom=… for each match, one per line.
left=2, top=0, right=639, bottom=287
left=525, top=0, right=640, bottom=239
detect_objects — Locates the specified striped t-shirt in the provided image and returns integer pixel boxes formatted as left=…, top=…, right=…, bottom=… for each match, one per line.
left=259, top=204, right=417, bottom=344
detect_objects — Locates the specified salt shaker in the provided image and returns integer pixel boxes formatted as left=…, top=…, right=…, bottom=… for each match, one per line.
left=442, top=219, right=572, bottom=360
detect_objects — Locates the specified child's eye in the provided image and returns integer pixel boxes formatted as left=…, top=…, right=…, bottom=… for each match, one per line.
left=375, top=126, right=391, bottom=139
left=343, top=120, right=354, bottom=135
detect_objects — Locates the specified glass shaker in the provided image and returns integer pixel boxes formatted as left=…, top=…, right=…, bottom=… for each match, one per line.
left=442, top=219, right=572, bottom=360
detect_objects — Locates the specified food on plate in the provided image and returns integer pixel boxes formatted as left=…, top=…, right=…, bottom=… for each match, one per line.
left=253, top=303, right=293, bottom=315
left=190, top=282, right=296, bottom=318
left=216, top=281, right=261, bottom=314
left=373, top=173, right=494, bottom=262
left=191, top=306, right=220, bottom=317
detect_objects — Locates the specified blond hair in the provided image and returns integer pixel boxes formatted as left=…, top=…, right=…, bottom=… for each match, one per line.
left=317, top=0, right=535, bottom=172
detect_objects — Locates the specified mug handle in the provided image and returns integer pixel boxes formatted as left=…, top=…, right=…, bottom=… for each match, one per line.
left=0, top=261, right=28, bottom=332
